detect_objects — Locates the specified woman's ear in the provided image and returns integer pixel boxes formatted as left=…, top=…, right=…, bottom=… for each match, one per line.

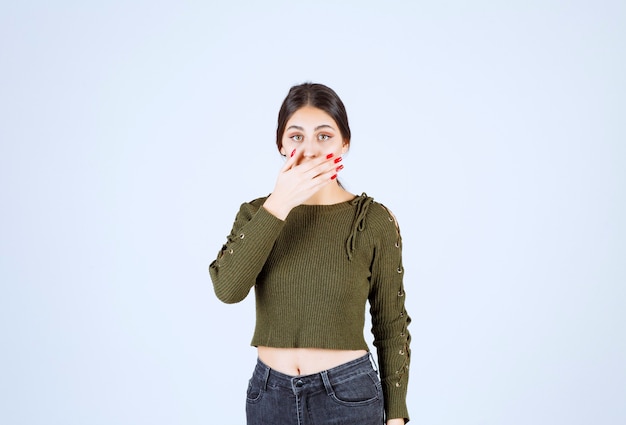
left=279, top=146, right=286, bottom=156
left=341, top=142, right=350, bottom=154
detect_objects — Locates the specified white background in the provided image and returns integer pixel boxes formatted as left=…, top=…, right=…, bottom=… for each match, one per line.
left=1, top=1, right=625, bottom=424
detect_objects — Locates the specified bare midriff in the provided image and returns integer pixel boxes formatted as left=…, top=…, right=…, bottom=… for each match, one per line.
left=257, top=346, right=368, bottom=376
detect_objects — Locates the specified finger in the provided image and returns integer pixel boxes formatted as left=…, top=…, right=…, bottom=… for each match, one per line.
left=304, top=154, right=343, bottom=179
left=310, top=170, right=339, bottom=191
left=280, top=148, right=300, bottom=172
left=299, top=152, right=339, bottom=175
left=310, top=162, right=344, bottom=187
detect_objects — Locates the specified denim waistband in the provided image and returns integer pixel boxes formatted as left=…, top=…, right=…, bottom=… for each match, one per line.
left=252, top=353, right=376, bottom=394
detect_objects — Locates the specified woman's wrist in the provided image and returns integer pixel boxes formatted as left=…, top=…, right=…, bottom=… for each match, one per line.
left=263, top=195, right=291, bottom=221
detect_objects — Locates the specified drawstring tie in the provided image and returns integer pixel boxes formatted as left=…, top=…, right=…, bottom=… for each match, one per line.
left=346, top=193, right=373, bottom=260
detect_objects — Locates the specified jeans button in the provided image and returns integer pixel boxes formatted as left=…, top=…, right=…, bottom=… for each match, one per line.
left=295, top=379, right=304, bottom=387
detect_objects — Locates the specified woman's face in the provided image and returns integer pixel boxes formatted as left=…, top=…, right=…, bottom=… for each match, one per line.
left=280, top=105, right=349, bottom=163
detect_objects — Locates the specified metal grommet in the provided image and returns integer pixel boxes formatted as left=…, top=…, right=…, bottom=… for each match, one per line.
left=398, top=290, right=404, bottom=297
left=397, top=267, right=402, bottom=273
left=395, top=242, right=400, bottom=248
left=239, top=233, right=245, bottom=239
left=388, top=216, right=394, bottom=222
left=399, top=349, right=404, bottom=355
left=395, top=382, right=401, bottom=387
left=229, top=249, right=233, bottom=254
left=400, top=332, right=405, bottom=337
left=400, top=311, right=404, bottom=317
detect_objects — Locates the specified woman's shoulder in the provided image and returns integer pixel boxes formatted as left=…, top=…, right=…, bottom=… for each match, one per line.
left=356, top=193, right=400, bottom=224
left=345, top=193, right=401, bottom=245
left=233, top=195, right=270, bottom=218
left=244, top=195, right=269, bottom=208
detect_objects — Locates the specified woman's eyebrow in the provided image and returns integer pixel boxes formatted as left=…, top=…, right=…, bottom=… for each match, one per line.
left=286, top=124, right=335, bottom=131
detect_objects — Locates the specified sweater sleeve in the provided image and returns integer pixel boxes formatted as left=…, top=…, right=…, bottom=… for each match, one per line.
left=209, top=200, right=286, bottom=304
left=368, top=204, right=411, bottom=422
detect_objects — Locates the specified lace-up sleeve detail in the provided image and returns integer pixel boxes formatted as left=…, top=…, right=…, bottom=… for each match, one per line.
left=209, top=199, right=285, bottom=303
left=346, top=193, right=374, bottom=260
left=368, top=203, right=411, bottom=422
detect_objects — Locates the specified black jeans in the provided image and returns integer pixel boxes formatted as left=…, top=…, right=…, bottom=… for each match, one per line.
left=246, top=353, right=384, bottom=425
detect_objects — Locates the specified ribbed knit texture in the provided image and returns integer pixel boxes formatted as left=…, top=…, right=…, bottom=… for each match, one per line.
left=209, top=193, right=411, bottom=421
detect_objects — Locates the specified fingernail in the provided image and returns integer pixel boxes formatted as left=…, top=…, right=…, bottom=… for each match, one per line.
left=334, top=157, right=342, bottom=164
left=291, top=149, right=296, bottom=157
left=326, top=153, right=334, bottom=159
left=331, top=174, right=338, bottom=180
left=336, top=164, right=344, bottom=171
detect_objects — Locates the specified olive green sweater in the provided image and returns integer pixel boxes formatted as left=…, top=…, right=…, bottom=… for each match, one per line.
left=209, top=193, right=411, bottom=421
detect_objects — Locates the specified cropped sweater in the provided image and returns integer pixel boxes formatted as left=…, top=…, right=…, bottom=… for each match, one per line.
left=209, top=193, right=411, bottom=421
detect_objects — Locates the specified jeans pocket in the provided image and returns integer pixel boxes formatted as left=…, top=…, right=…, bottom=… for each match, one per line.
left=329, top=371, right=381, bottom=406
left=246, top=378, right=264, bottom=403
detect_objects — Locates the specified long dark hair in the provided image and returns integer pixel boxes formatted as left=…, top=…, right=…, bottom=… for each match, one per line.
left=276, top=83, right=351, bottom=153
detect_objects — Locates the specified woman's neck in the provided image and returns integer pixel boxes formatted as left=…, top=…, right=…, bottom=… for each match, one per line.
left=303, top=183, right=354, bottom=205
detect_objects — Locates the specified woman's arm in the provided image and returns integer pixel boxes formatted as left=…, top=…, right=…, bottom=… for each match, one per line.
left=210, top=148, right=340, bottom=303
left=369, top=203, right=411, bottom=423
left=209, top=202, right=285, bottom=303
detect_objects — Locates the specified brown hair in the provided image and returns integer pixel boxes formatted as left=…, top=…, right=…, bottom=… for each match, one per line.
left=276, top=83, right=351, bottom=153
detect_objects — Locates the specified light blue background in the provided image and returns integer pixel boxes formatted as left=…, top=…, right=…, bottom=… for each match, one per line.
left=1, top=1, right=624, bottom=424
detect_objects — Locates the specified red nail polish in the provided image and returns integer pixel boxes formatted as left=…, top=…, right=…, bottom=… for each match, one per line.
left=291, top=149, right=296, bottom=157
left=331, top=174, right=337, bottom=180
left=334, top=157, right=342, bottom=164
left=336, top=164, right=344, bottom=171
left=326, top=153, right=334, bottom=159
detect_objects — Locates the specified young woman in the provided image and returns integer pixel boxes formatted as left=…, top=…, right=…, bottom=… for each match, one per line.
left=209, top=83, right=411, bottom=424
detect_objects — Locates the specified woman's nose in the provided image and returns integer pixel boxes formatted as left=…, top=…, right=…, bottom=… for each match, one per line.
left=302, top=139, right=318, bottom=158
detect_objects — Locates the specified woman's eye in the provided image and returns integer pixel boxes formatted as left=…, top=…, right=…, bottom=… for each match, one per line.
left=290, top=135, right=303, bottom=142
left=318, top=134, right=330, bottom=141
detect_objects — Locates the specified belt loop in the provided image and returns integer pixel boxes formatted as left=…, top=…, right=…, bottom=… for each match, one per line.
left=369, top=351, right=379, bottom=373
left=320, top=370, right=334, bottom=396
left=261, top=363, right=271, bottom=391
